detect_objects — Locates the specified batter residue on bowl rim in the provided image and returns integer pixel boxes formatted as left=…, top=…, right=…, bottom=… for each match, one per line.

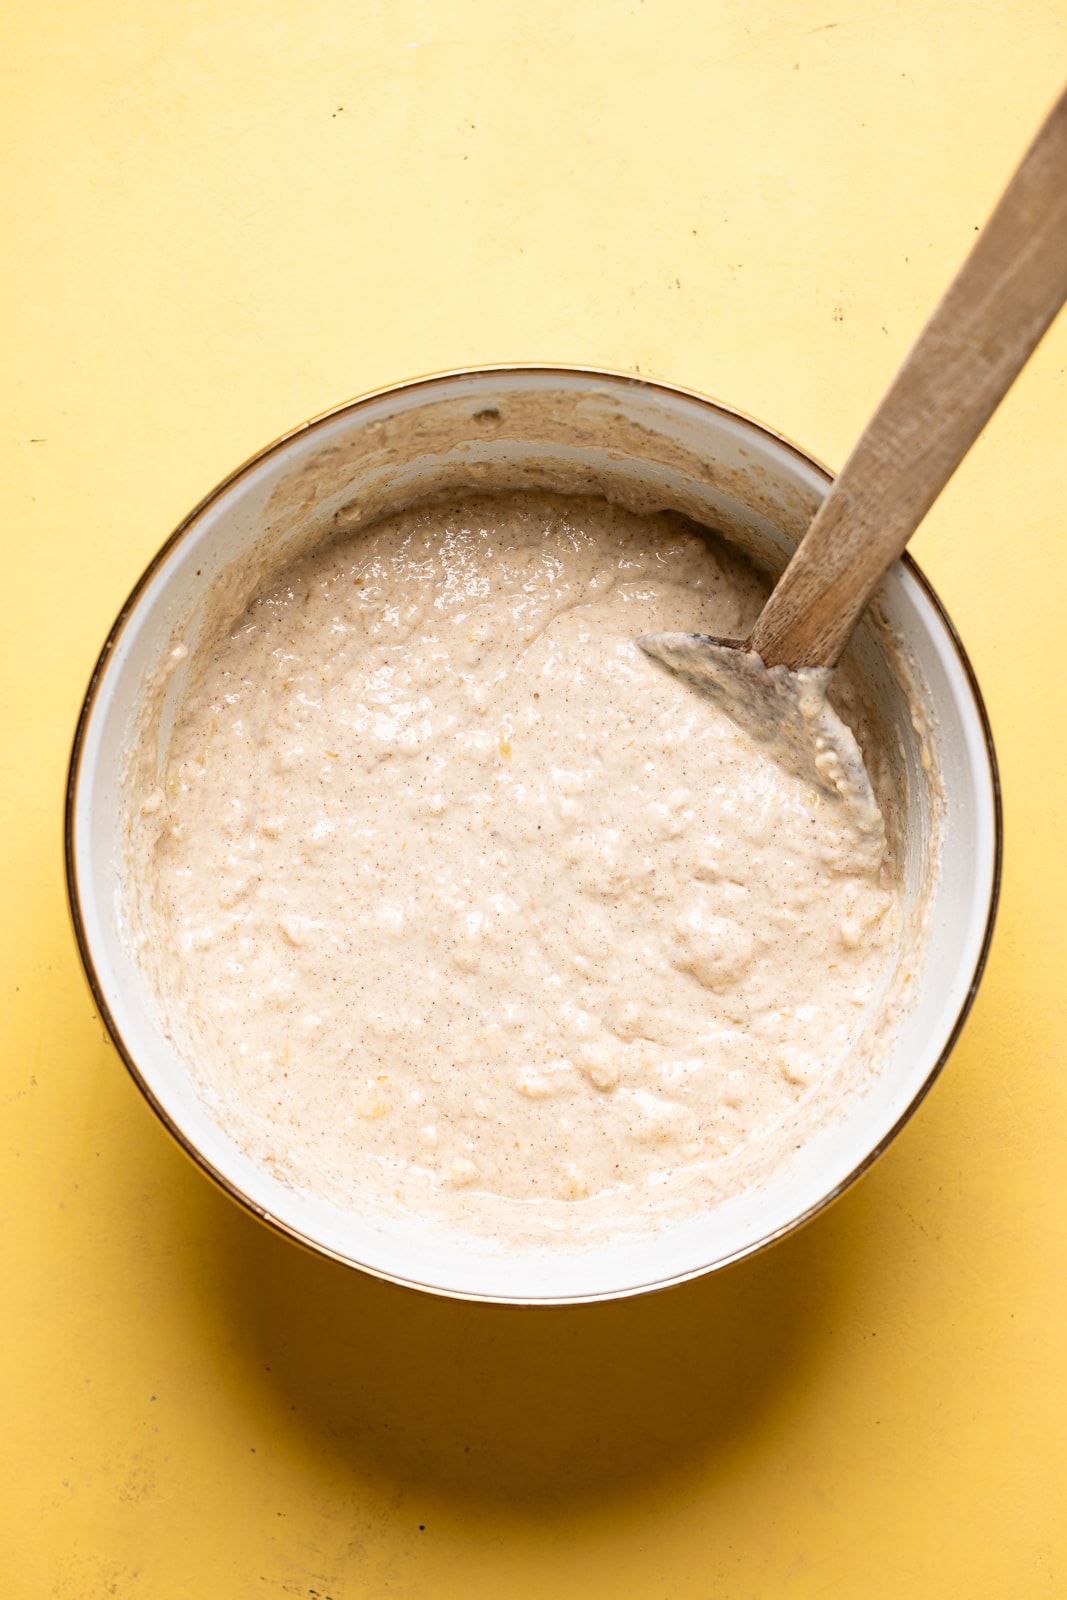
left=130, top=491, right=914, bottom=1246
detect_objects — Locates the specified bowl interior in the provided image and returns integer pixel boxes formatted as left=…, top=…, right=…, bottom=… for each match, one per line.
left=68, top=368, right=999, bottom=1302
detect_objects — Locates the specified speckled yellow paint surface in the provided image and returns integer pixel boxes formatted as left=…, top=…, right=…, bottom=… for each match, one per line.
left=2, top=4, right=1065, bottom=1596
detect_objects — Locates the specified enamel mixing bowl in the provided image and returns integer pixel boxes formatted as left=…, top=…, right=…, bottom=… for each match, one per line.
left=65, top=366, right=1000, bottom=1303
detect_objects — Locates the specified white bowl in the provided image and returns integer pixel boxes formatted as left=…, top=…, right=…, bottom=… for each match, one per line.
left=65, top=366, right=1000, bottom=1303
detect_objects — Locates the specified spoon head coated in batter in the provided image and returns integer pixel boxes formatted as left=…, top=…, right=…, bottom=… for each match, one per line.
left=636, top=632, right=881, bottom=826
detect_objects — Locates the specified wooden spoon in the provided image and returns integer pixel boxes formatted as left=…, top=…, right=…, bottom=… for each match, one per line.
left=639, top=83, right=1067, bottom=807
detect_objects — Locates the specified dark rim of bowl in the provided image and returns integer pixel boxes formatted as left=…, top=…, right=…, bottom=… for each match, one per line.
left=63, top=364, right=1003, bottom=1305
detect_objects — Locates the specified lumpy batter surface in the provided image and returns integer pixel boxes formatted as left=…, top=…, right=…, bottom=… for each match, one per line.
left=143, top=494, right=901, bottom=1234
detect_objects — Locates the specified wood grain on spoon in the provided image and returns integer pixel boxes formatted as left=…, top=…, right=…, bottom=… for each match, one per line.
left=750, top=83, right=1067, bottom=671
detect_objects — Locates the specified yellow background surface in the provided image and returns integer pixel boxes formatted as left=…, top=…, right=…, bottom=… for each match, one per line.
left=3, top=3, right=1066, bottom=1595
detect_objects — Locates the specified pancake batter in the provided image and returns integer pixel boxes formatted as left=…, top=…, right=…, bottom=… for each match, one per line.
left=139, top=493, right=901, bottom=1235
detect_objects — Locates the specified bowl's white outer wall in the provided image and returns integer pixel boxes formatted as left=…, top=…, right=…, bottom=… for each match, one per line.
left=66, top=368, right=1000, bottom=1303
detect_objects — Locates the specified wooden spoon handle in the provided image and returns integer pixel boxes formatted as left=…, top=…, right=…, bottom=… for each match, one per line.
left=750, top=83, right=1067, bottom=671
